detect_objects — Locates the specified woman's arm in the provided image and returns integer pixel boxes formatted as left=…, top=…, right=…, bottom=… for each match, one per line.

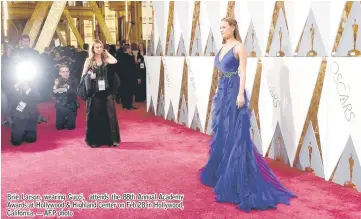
left=105, top=50, right=118, bottom=64
left=81, top=58, right=90, bottom=76
left=236, top=43, right=247, bottom=96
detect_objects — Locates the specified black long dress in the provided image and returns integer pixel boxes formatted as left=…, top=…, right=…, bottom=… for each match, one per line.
left=120, top=53, right=139, bottom=109
left=85, top=62, right=120, bottom=147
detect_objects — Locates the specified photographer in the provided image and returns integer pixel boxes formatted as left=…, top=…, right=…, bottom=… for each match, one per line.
left=8, top=61, right=40, bottom=146
left=53, top=65, right=79, bottom=130
left=12, top=35, right=48, bottom=123
left=12, top=35, right=40, bottom=64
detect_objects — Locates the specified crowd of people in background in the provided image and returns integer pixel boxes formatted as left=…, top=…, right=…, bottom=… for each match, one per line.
left=1, top=34, right=147, bottom=146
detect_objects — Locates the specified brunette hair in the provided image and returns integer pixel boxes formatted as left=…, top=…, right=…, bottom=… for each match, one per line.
left=221, top=17, right=240, bottom=42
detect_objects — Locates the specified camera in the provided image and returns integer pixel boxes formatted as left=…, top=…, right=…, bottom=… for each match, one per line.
left=56, top=77, right=68, bottom=88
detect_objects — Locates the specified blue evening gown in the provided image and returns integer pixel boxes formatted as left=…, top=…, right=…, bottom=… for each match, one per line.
left=200, top=45, right=296, bottom=212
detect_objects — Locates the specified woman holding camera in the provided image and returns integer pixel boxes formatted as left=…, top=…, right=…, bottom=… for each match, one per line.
left=80, top=40, right=120, bottom=147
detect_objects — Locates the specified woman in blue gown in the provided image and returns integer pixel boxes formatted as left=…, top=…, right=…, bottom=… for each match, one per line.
left=200, top=17, right=296, bottom=212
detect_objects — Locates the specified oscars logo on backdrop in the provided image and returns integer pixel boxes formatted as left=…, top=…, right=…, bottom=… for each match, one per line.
left=307, top=24, right=318, bottom=57
left=305, top=142, right=315, bottom=174
left=348, top=19, right=360, bottom=57
left=186, top=58, right=197, bottom=93
left=331, top=62, right=356, bottom=121
left=276, top=27, right=285, bottom=57
left=344, top=153, right=357, bottom=190
left=162, top=58, right=170, bottom=88
left=250, top=29, right=257, bottom=57
left=269, top=86, right=280, bottom=107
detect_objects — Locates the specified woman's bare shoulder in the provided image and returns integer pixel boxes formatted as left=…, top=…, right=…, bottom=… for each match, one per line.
left=235, top=41, right=245, bottom=49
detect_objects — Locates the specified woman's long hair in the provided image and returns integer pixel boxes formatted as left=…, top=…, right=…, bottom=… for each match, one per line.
left=221, top=17, right=241, bottom=43
left=88, top=39, right=108, bottom=68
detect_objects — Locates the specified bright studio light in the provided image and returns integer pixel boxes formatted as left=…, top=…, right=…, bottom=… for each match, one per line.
left=16, top=61, right=37, bottom=81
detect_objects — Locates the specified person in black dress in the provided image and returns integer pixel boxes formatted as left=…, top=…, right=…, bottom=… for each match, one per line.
left=135, top=44, right=146, bottom=102
left=119, top=44, right=140, bottom=110
left=80, top=39, right=120, bottom=147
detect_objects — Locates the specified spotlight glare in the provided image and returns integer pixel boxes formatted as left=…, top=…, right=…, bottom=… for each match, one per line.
left=16, top=61, right=37, bottom=81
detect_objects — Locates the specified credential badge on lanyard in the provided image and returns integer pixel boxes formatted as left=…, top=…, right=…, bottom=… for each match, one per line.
left=16, top=101, right=26, bottom=112
left=98, top=79, right=106, bottom=91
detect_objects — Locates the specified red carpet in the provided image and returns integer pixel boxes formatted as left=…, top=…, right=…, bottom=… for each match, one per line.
left=2, top=100, right=361, bottom=219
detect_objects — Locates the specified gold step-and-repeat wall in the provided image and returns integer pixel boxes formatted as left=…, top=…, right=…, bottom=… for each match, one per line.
left=144, top=0, right=361, bottom=193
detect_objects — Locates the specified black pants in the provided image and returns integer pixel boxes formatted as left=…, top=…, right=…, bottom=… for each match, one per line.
left=121, top=79, right=136, bottom=109
left=11, top=118, right=37, bottom=146
left=56, top=105, right=77, bottom=130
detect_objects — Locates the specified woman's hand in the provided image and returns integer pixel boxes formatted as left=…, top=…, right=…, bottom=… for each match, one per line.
left=104, top=50, right=117, bottom=64
left=88, top=70, right=96, bottom=79
left=236, top=94, right=245, bottom=109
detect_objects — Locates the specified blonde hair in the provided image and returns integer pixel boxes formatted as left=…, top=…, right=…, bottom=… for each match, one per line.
left=88, top=39, right=108, bottom=68
left=221, top=17, right=241, bottom=43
